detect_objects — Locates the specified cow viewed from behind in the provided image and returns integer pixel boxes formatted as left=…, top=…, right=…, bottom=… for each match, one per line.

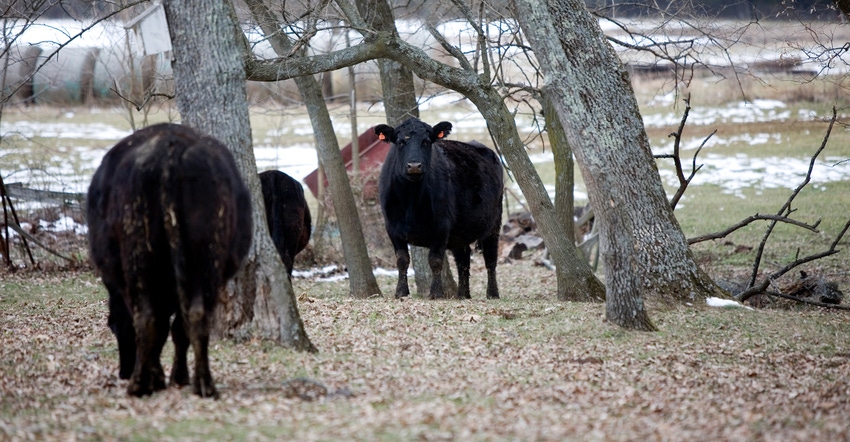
left=86, top=123, right=252, bottom=398
left=375, top=117, right=503, bottom=299
left=259, top=170, right=311, bottom=276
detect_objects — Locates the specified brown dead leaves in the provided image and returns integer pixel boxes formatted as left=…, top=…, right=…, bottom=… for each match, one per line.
left=1, top=263, right=850, bottom=441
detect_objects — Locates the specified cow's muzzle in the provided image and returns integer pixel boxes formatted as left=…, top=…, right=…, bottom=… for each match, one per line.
left=406, top=161, right=423, bottom=176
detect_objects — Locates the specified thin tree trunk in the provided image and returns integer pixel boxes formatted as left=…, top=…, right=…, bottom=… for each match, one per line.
left=543, top=93, right=576, bottom=245
left=542, top=93, right=580, bottom=298
left=246, top=0, right=381, bottom=299
left=163, top=0, right=315, bottom=349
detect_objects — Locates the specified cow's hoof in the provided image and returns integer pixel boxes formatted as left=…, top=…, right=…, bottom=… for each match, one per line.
left=170, top=368, right=189, bottom=387
left=194, top=381, right=219, bottom=399
left=127, top=380, right=153, bottom=397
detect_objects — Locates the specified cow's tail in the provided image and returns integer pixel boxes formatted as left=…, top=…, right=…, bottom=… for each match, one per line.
left=160, top=139, right=189, bottom=303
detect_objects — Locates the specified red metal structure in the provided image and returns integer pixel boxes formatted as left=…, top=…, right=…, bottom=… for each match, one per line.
left=303, top=127, right=389, bottom=201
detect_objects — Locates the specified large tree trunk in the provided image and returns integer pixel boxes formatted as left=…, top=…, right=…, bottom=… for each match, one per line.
left=355, top=0, right=458, bottom=298
left=515, top=0, right=725, bottom=326
left=163, top=0, right=315, bottom=349
left=245, top=0, right=381, bottom=299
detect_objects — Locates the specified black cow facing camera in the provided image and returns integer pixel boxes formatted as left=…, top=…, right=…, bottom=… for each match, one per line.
left=87, top=123, right=252, bottom=398
left=376, top=117, right=503, bottom=300
left=259, top=170, right=311, bottom=276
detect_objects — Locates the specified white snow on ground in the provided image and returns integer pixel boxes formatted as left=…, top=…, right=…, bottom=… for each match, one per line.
left=643, top=100, right=796, bottom=128
left=657, top=154, right=850, bottom=198
left=707, top=297, right=754, bottom=310
left=1, top=119, right=132, bottom=140
left=39, top=215, right=88, bottom=235
left=292, top=265, right=414, bottom=281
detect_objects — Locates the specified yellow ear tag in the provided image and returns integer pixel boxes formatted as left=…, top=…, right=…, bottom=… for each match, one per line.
left=437, top=131, right=445, bottom=139
left=378, top=133, right=386, bottom=141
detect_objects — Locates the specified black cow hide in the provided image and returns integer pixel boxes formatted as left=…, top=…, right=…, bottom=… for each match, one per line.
left=259, top=170, right=311, bottom=276
left=376, top=117, right=503, bottom=299
left=87, top=123, right=252, bottom=398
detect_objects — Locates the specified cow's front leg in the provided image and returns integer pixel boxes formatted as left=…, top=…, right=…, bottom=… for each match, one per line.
left=393, top=245, right=411, bottom=298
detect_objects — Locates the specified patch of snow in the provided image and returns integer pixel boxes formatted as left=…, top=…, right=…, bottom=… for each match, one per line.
left=706, top=297, right=753, bottom=310
left=38, top=215, right=88, bottom=235
left=644, top=100, right=793, bottom=128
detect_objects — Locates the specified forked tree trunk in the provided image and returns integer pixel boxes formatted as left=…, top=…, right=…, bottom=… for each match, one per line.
left=516, top=0, right=725, bottom=328
left=163, top=0, right=315, bottom=349
left=245, top=0, right=381, bottom=299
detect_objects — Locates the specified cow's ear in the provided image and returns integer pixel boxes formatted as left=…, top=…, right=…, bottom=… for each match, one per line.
left=432, top=121, right=452, bottom=141
left=375, top=125, right=395, bottom=143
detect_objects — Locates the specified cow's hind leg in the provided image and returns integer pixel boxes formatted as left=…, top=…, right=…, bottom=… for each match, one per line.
left=428, top=247, right=447, bottom=299
left=106, top=283, right=135, bottom=380
left=391, top=240, right=411, bottom=298
left=169, top=314, right=190, bottom=387
left=182, top=292, right=217, bottom=398
left=481, top=233, right=500, bottom=299
left=127, top=298, right=169, bottom=396
left=451, top=245, right=472, bottom=299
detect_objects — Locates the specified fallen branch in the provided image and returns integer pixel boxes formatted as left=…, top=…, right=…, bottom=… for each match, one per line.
left=1, top=175, right=36, bottom=266
left=747, top=107, right=838, bottom=288
left=3, top=218, right=76, bottom=262
left=765, top=290, right=850, bottom=311
left=737, top=217, right=850, bottom=302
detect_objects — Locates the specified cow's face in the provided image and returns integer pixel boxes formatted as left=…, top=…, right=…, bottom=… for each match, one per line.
left=376, top=118, right=452, bottom=182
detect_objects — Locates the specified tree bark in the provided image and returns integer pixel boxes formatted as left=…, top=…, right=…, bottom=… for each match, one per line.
left=542, top=92, right=583, bottom=297
left=542, top=93, right=576, bottom=246
left=515, top=0, right=725, bottom=323
left=245, top=0, right=381, bottom=299
left=163, top=0, right=315, bottom=349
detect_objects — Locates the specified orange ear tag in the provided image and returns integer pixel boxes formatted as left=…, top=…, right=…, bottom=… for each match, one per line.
left=437, top=131, right=444, bottom=139
left=378, top=133, right=386, bottom=141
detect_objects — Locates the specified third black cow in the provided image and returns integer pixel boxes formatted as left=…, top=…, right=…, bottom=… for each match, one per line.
left=259, top=170, right=311, bottom=276
left=375, top=117, right=503, bottom=299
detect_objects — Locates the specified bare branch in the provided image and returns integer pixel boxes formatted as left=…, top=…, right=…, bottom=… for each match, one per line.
left=425, top=22, right=473, bottom=71
left=688, top=214, right=822, bottom=245
left=653, top=95, right=713, bottom=209
left=747, top=107, right=838, bottom=288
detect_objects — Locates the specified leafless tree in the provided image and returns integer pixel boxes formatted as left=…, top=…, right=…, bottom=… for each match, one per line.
left=244, top=0, right=381, bottom=299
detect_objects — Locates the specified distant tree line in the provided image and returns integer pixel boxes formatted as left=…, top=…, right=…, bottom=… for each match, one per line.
left=23, top=0, right=845, bottom=21
left=584, top=0, right=842, bottom=20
